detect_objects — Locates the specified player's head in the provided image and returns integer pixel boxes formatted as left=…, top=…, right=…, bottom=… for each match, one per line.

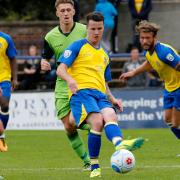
left=136, top=20, right=160, bottom=51
left=55, top=0, right=75, bottom=25
left=86, top=12, right=104, bottom=46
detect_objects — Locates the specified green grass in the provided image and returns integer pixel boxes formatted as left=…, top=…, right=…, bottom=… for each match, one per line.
left=0, top=129, right=180, bottom=180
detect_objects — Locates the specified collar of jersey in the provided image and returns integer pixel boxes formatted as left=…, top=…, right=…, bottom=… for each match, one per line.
left=58, top=22, right=76, bottom=37
left=146, top=41, right=160, bottom=56
left=85, top=39, right=101, bottom=50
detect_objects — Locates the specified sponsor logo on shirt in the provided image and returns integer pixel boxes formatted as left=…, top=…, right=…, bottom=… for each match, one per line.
left=166, top=53, right=174, bottom=61
left=156, top=61, right=161, bottom=67
left=64, top=50, right=72, bottom=58
left=54, top=44, right=63, bottom=48
left=83, top=53, right=91, bottom=57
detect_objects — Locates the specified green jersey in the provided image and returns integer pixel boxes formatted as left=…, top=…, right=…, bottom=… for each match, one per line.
left=42, top=22, right=86, bottom=97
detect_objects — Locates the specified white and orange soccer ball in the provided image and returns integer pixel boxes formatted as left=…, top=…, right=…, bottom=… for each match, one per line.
left=110, top=149, right=135, bottom=173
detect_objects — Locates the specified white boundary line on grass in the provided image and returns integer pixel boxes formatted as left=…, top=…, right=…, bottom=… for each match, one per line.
left=1, top=165, right=180, bottom=172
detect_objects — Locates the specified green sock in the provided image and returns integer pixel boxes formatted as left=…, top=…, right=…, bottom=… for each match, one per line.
left=67, top=131, right=90, bottom=164
left=79, top=123, right=91, bottom=131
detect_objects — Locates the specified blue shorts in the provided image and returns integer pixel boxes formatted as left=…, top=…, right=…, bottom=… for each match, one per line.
left=70, top=89, right=113, bottom=126
left=163, top=88, right=180, bottom=111
left=0, top=81, right=11, bottom=99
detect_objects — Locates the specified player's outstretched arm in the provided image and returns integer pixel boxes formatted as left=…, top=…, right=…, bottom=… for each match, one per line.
left=119, top=61, right=152, bottom=80
left=106, top=83, right=123, bottom=112
left=10, top=57, right=18, bottom=90
left=119, top=71, right=135, bottom=81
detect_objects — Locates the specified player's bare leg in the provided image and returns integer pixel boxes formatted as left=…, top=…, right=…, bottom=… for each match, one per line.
left=0, top=93, right=9, bottom=152
left=171, top=107, right=180, bottom=139
left=164, top=109, right=173, bottom=126
left=0, top=120, right=7, bottom=152
left=164, top=108, right=180, bottom=139
left=102, top=108, right=144, bottom=151
left=172, top=107, right=180, bottom=128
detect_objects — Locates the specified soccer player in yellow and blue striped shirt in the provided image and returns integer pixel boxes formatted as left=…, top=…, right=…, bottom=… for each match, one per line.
left=57, top=12, right=144, bottom=178
left=0, top=31, right=18, bottom=152
left=120, top=20, right=180, bottom=139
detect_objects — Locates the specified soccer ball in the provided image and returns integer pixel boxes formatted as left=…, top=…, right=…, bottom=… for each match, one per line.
left=110, top=149, right=135, bottom=173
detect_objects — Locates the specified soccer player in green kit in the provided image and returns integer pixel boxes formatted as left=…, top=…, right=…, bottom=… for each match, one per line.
left=41, top=0, right=91, bottom=170
left=41, top=0, right=144, bottom=170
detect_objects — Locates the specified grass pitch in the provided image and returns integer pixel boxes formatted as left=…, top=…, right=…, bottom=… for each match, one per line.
left=0, top=129, right=180, bottom=180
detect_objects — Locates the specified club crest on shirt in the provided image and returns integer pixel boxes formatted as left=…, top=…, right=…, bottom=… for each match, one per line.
left=166, top=53, right=174, bottom=61
left=63, top=50, right=72, bottom=58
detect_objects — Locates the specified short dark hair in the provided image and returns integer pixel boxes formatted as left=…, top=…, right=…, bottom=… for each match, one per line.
left=86, top=12, right=104, bottom=24
left=55, top=0, right=74, bottom=8
left=131, top=46, right=139, bottom=52
left=136, top=20, right=160, bottom=37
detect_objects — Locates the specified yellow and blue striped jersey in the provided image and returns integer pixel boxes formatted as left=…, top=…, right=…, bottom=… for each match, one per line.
left=0, top=32, right=17, bottom=82
left=58, top=39, right=112, bottom=94
left=144, top=42, right=180, bottom=92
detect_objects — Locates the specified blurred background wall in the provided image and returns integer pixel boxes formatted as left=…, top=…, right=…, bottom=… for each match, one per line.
left=0, top=1, right=180, bottom=53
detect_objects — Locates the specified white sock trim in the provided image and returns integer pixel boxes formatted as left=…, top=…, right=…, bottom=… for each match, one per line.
left=104, top=122, right=118, bottom=128
left=91, top=159, right=99, bottom=165
left=90, top=130, right=101, bottom=135
left=0, top=133, right=5, bottom=139
left=166, top=123, right=173, bottom=127
left=0, top=109, right=9, bottom=115
left=112, top=137, right=122, bottom=145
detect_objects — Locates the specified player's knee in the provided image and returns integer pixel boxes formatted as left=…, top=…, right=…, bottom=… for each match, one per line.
left=61, top=114, right=75, bottom=132
left=164, top=115, right=172, bottom=124
left=102, top=108, right=117, bottom=123
left=94, top=119, right=103, bottom=128
left=164, top=109, right=173, bottom=122
left=171, top=122, right=180, bottom=129
left=91, top=116, right=103, bottom=132
left=165, top=120, right=180, bottom=128
left=104, top=113, right=117, bottom=124
left=64, top=122, right=76, bottom=134
left=69, top=112, right=76, bottom=125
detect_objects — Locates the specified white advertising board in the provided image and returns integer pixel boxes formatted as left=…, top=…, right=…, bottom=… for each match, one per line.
left=7, top=92, right=64, bottom=130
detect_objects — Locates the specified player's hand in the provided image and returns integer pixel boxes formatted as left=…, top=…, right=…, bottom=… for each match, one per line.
left=119, top=71, right=135, bottom=80
left=112, top=98, right=123, bottom=112
left=67, top=78, right=78, bottom=94
left=41, top=59, right=51, bottom=71
left=11, top=79, right=18, bottom=90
